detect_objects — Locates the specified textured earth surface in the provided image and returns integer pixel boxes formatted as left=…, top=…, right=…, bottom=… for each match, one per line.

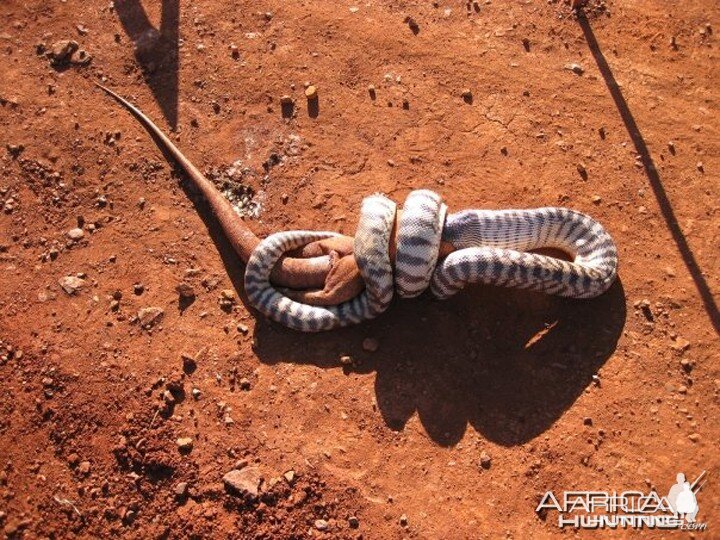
left=0, top=0, right=718, bottom=538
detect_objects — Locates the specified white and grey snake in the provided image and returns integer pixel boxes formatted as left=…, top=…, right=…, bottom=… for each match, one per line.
left=245, top=190, right=618, bottom=332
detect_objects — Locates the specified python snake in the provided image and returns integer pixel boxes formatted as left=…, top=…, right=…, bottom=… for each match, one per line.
left=245, top=190, right=618, bottom=331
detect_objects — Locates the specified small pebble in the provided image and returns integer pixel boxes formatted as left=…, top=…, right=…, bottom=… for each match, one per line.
left=58, top=276, right=85, bottom=295
left=181, top=353, right=197, bottom=373
left=399, top=514, right=408, bottom=527
left=348, top=516, right=360, bottom=529
left=305, top=85, right=317, bottom=100
left=175, top=283, right=195, bottom=299
left=163, top=390, right=175, bottom=406
left=314, top=519, right=329, bottom=531
left=479, top=451, right=492, bottom=469
left=174, top=482, right=189, bottom=498
left=340, top=355, right=354, bottom=365
left=138, top=306, right=163, bottom=328
left=176, top=437, right=194, bottom=453
left=362, top=337, right=379, bottom=352
left=67, top=228, right=84, bottom=240
left=223, top=467, right=262, bottom=498
left=688, top=433, right=701, bottom=442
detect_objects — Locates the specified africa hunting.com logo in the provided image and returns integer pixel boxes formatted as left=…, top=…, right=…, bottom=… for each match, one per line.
left=536, top=471, right=708, bottom=530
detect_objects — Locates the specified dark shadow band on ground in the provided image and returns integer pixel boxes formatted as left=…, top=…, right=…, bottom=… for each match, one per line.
left=577, top=9, right=718, bottom=334
left=251, top=278, right=626, bottom=447
left=115, top=0, right=179, bottom=130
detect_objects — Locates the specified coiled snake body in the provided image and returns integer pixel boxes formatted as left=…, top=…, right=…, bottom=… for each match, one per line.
left=246, top=190, right=618, bottom=331
left=93, top=85, right=617, bottom=333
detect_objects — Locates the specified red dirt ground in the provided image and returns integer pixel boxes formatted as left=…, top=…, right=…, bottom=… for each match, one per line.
left=0, top=0, right=718, bottom=538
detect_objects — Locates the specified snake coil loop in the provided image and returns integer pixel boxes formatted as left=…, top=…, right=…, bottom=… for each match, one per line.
left=245, top=190, right=618, bottom=332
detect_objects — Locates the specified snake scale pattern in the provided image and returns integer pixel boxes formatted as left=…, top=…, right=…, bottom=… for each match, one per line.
left=245, top=190, right=618, bottom=332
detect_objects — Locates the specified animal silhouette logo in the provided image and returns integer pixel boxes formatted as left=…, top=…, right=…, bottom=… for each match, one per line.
left=667, top=471, right=706, bottom=523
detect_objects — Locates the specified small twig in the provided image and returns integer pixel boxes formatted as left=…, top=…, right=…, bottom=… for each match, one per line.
left=53, top=495, right=81, bottom=517
left=149, top=407, right=160, bottom=429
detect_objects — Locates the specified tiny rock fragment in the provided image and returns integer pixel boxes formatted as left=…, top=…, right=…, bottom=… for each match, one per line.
left=174, top=482, right=189, bottom=498
left=400, top=514, right=409, bottom=527
left=405, top=16, right=419, bottom=34
left=223, top=467, right=262, bottom=498
left=340, top=355, right=354, bottom=366
left=367, top=84, right=376, bottom=99
left=138, top=307, right=164, bottom=328
left=592, top=195, right=602, bottom=204
left=461, top=88, right=473, bottom=103
left=175, top=283, right=195, bottom=299
left=181, top=353, right=197, bottom=374
left=479, top=451, right=492, bottom=469
left=671, top=337, right=690, bottom=354
left=305, top=85, right=317, bottom=100
left=283, top=470, right=295, bottom=483
left=315, top=519, right=329, bottom=531
left=348, top=516, right=360, bottom=529
left=47, top=40, right=78, bottom=65
left=583, top=417, right=593, bottom=426
left=78, top=461, right=91, bottom=475
left=176, top=437, right=194, bottom=454
left=239, top=377, right=251, bottom=391
left=576, top=161, right=587, bottom=179
left=71, top=48, right=92, bottom=65
left=59, top=275, right=85, bottom=295
left=163, top=390, right=175, bottom=406
left=362, top=337, right=379, bottom=352
left=680, top=358, right=693, bottom=372
left=696, top=161, right=704, bottom=173
left=522, top=37, right=530, bottom=51
left=191, top=387, right=202, bottom=399
left=688, top=433, right=701, bottom=442
left=67, top=228, right=84, bottom=240
left=566, top=63, right=584, bottom=75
